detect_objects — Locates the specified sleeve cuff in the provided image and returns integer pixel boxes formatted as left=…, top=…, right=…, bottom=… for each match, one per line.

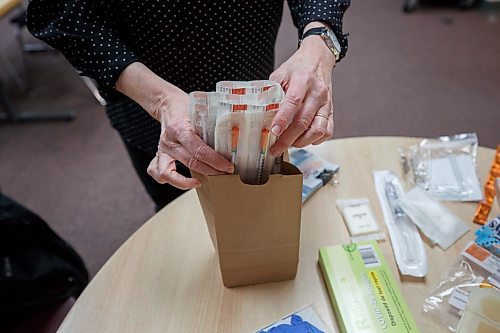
left=96, top=52, right=141, bottom=90
left=295, top=3, right=350, bottom=62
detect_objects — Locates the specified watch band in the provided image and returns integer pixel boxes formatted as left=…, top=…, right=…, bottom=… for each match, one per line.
left=299, top=27, right=327, bottom=43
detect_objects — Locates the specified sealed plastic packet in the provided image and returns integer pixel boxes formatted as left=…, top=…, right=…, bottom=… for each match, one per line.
left=398, top=186, right=470, bottom=250
left=213, top=111, right=247, bottom=170
left=422, top=242, right=500, bottom=332
left=373, top=170, right=428, bottom=277
left=474, top=145, right=500, bottom=225
left=214, top=103, right=279, bottom=185
left=189, top=91, right=219, bottom=147
left=257, top=109, right=279, bottom=184
left=336, top=198, right=385, bottom=243
left=399, top=133, right=482, bottom=201
left=455, top=286, right=500, bottom=333
left=216, top=80, right=280, bottom=95
left=239, top=106, right=278, bottom=185
left=190, top=80, right=284, bottom=185
left=189, top=87, right=282, bottom=148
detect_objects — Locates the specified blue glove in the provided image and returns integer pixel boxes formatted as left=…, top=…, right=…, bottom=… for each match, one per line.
left=260, top=314, right=325, bottom=333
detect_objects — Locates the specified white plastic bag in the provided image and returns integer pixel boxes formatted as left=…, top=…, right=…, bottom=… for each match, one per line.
left=398, top=186, right=470, bottom=250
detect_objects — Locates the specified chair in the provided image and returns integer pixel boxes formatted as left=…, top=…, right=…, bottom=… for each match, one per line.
left=0, top=2, right=77, bottom=122
left=5, top=298, right=76, bottom=333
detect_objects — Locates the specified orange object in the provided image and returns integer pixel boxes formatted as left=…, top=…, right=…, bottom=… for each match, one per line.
left=231, top=126, right=239, bottom=165
left=231, top=104, right=247, bottom=112
left=465, top=243, right=490, bottom=262
left=265, top=103, right=280, bottom=111
left=260, top=128, right=270, bottom=150
left=231, top=126, right=239, bottom=150
left=231, top=88, right=246, bottom=95
left=474, top=145, right=500, bottom=224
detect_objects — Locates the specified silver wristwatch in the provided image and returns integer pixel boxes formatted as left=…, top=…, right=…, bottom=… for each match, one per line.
left=299, top=27, right=341, bottom=61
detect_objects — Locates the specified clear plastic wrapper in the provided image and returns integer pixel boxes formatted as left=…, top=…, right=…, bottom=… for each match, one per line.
left=456, top=286, right=500, bottom=333
left=373, top=170, right=428, bottom=277
left=213, top=111, right=247, bottom=172
left=336, top=198, right=385, bottom=243
left=422, top=242, right=500, bottom=332
left=189, top=90, right=281, bottom=147
left=290, top=148, right=340, bottom=203
left=189, top=91, right=219, bottom=147
left=216, top=80, right=282, bottom=96
left=214, top=107, right=278, bottom=185
left=190, top=81, right=284, bottom=185
left=398, top=186, right=470, bottom=250
left=399, top=133, right=482, bottom=201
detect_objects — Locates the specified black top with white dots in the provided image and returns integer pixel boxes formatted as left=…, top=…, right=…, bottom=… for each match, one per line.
left=27, top=0, right=350, bottom=154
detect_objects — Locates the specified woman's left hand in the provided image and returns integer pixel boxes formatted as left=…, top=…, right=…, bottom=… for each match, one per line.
left=269, top=24, right=336, bottom=157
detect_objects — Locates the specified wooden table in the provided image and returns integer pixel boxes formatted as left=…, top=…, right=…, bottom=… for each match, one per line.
left=58, top=136, right=499, bottom=333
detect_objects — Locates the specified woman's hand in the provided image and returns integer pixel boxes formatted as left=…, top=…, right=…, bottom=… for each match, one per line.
left=269, top=23, right=336, bottom=157
left=147, top=93, right=234, bottom=189
left=116, top=62, right=233, bottom=189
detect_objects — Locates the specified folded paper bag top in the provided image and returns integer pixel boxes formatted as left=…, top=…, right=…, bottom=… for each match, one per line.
left=192, top=162, right=303, bottom=287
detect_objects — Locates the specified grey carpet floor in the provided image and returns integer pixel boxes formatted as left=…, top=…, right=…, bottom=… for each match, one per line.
left=1, top=0, right=499, bottom=276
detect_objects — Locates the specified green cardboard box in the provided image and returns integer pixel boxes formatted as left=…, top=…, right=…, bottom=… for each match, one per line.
left=319, top=241, right=420, bottom=333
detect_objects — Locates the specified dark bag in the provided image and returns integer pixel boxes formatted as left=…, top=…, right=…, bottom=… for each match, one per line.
left=0, top=192, right=89, bottom=314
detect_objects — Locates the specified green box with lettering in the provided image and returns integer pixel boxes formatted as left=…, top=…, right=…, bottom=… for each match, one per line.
left=319, top=241, right=420, bottom=333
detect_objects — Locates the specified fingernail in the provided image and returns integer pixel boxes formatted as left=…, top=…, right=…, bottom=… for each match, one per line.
left=271, top=125, right=281, bottom=136
left=195, top=181, right=202, bottom=188
left=227, top=165, right=234, bottom=174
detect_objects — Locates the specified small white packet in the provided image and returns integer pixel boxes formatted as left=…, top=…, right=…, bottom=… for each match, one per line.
left=373, top=170, right=428, bottom=277
left=336, top=198, right=385, bottom=243
left=398, top=186, right=470, bottom=250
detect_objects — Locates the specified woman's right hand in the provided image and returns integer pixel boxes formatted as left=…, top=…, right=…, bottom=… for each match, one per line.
left=116, top=62, right=234, bottom=189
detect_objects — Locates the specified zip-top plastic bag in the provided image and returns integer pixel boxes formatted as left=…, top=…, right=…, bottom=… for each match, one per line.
left=422, top=242, right=500, bottom=332
left=399, top=133, right=482, bottom=201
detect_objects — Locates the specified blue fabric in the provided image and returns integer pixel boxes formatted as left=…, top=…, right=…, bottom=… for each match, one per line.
left=260, top=315, right=324, bottom=333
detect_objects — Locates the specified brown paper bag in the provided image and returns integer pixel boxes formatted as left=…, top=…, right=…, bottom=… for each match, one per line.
left=193, top=162, right=303, bottom=287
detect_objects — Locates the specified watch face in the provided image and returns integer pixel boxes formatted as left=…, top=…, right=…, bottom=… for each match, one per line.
left=326, top=29, right=341, bottom=52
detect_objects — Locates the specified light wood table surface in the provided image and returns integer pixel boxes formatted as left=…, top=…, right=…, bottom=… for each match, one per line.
left=58, top=136, right=499, bottom=333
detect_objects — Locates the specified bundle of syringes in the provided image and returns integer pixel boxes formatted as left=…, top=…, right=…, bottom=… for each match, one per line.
left=189, top=80, right=285, bottom=185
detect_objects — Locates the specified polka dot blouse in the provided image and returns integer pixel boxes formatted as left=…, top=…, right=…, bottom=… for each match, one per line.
left=27, top=0, right=350, bottom=155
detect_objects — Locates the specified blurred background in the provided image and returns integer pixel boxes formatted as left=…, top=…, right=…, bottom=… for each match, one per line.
left=0, top=0, right=498, bottom=296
